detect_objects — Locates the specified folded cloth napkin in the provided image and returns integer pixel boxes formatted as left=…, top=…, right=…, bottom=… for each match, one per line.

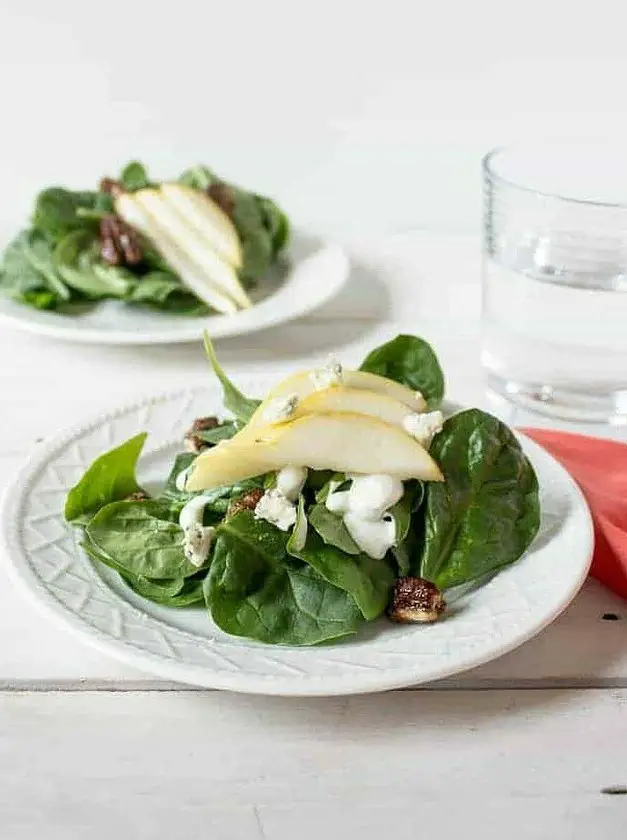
left=521, top=428, right=627, bottom=600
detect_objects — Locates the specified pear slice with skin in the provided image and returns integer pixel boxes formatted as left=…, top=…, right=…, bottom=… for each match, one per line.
left=132, top=189, right=251, bottom=310
left=160, top=183, right=243, bottom=270
left=278, top=387, right=417, bottom=431
left=115, top=194, right=238, bottom=314
left=243, top=368, right=427, bottom=434
left=185, top=412, right=443, bottom=492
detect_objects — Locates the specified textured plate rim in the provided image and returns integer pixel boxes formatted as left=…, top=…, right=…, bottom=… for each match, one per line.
left=0, top=386, right=594, bottom=696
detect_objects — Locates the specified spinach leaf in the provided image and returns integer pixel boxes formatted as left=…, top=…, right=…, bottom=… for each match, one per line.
left=140, top=576, right=205, bottom=607
left=314, top=472, right=346, bottom=504
left=305, top=470, right=337, bottom=493
left=160, top=453, right=196, bottom=501
left=230, top=190, right=274, bottom=281
left=126, top=267, right=214, bottom=314
left=19, top=230, right=71, bottom=299
left=160, top=451, right=263, bottom=509
left=194, top=421, right=238, bottom=446
left=91, top=262, right=137, bottom=295
left=389, top=483, right=419, bottom=544
left=86, top=499, right=201, bottom=579
left=288, top=527, right=394, bottom=621
left=178, top=166, right=216, bottom=190
left=19, top=289, right=58, bottom=309
left=127, top=272, right=184, bottom=305
left=203, top=333, right=260, bottom=423
left=33, top=188, right=102, bottom=240
left=65, top=432, right=147, bottom=523
left=119, top=160, right=151, bottom=192
left=360, top=334, right=445, bottom=409
left=54, top=231, right=134, bottom=298
left=389, top=483, right=421, bottom=576
left=255, top=195, right=290, bottom=256
left=205, top=511, right=362, bottom=645
left=126, top=575, right=186, bottom=599
left=419, top=409, right=540, bottom=590
left=287, top=495, right=308, bottom=554
left=0, top=230, right=69, bottom=306
left=308, top=504, right=360, bottom=555
left=124, top=573, right=205, bottom=607
left=82, top=534, right=205, bottom=607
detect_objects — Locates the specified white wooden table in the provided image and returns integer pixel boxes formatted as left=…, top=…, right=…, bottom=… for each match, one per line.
left=2, top=233, right=626, bottom=839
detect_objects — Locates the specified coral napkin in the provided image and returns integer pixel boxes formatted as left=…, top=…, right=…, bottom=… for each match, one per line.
left=521, top=428, right=627, bottom=600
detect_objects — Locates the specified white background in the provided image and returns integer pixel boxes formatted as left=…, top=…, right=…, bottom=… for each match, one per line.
left=2, top=0, right=626, bottom=238
left=3, top=4, right=627, bottom=837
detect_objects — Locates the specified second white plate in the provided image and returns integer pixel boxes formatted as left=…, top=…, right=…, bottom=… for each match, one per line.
left=0, top=381, right=594, bottom=696
left=0, top=233, right=348, bottom=345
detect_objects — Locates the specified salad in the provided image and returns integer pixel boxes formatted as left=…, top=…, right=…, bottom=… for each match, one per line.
left=0, top=162, right=289, bottom=315
left=65, top=334, right=540, bottom=647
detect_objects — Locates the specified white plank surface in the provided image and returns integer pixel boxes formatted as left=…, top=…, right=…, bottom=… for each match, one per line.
left=3, top=6, right=627, bottom=829
left=2, top=689, right=626, bottom=839
left=1, top=232, right=626, bottom=688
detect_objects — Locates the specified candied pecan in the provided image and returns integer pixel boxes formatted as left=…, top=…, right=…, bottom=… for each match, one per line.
left=226, top=488, right=265, bottom=519
left=207, top=181, right=236, bottom=216
left=99, top=177, right=125, bottom=198
left=99, top=216, right=142, bottom=266
left=184, top=416, right=220, bottom=453
left=388, top=577, right=445, bottom=623
left=125, top=490, right=149, bottom=502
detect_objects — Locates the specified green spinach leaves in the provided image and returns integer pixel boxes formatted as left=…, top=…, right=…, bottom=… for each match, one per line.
left=205, top=512, right=363, bottom=645
left=419, top=409, right=540, bottom=589
left=65, top=433, right=147, bottom=523
left=63, top=334, right=542, bottom=647
left=203, top=333, right=260, bottom=424
left=360, top=334, right=445, bottom=408
left=1, top=160, right=290, bottom=315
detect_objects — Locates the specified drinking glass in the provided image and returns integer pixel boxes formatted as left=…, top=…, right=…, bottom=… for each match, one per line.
left=482, top=144, right=627, bottom=424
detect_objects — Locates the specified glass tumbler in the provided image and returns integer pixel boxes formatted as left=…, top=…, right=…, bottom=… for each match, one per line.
left=482, top=144, right=627, bottom=424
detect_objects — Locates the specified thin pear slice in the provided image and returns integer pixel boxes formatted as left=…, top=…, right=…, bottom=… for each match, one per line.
left=115, top=194, right=238, bottom=314
left=132, top=189, right=251, bottom=309
left=161, top=183, right=243, bottom=270
left=185, top=412, right=443, bottom=491
left=184, top=442, right=275, bottom=491
left=287, top=387, right=416, bottom=430
left=244, top=368, right=427, bottom=433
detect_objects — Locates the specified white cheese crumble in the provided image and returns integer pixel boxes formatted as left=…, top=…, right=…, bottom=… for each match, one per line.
left=254, top=488, right=298, bottom=531
left=183, top=523, right=215, bottom=567
left=178, top=494, right=217, bottom=566
left=275, top=465, right=308, bottom=502
left=344, top=512, right=397, bottom=561
left=310, top=355, right=344, bottom=390
left=262, top=393, right=299, bottom=424
left=403, top=410, right=444, bottom=447
left=325, top=474, right=404, bottom=559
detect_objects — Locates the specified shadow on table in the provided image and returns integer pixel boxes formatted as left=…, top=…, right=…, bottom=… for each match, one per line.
left=93, top=258, right=392, bottom=371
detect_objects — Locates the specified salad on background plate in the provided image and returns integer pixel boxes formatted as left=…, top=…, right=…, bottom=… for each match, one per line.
left=0, top=161, right=289, bottom=316
left=64, top=333, right=541, bottom=647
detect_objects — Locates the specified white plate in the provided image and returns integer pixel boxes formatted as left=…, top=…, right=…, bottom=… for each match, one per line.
left=1, top=381, right=593, bottom=696
left=0, top=233, right=348, bottom=345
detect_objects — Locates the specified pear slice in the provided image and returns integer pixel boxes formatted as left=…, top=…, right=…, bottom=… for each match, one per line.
left=132, top=189, right=251, bottom=310
left=185, top=412, right=443, bottom=492
left=115, top=194, right=238, bottom=314
left=243, top=368, right=427, bottom=433
left=160, top=183, right=243, bottom=270
left=286, top=387, right=416, bottom=430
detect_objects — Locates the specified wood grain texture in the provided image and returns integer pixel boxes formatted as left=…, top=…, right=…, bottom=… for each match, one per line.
left=1, top=689, right=626, bottom=839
